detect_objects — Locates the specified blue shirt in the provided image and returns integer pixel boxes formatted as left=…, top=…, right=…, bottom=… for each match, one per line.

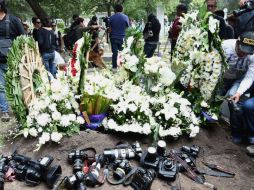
left=109, top=12, right=129, bottom=40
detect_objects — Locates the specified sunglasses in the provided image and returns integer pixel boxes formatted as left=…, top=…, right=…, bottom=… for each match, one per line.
left=36, top=22, right=41, bottom=24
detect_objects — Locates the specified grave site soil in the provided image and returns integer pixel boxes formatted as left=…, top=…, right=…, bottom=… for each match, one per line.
left=0, top=120, right=254, bottom=190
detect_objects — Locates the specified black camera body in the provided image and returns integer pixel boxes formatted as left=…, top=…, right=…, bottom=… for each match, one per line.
left=112, top=159, right=131, bottom=180
left=103, top=142, right=142, bottom=162
left=68, top=150, right=88, bottom=172
left=131, top=168, right=156, bottom=190
left=140, top=147, right=160, bottom=170
left=228, top=99, right=241, bottom=112
left=158, top=158, right=177, bottom=181
left=181, top=145, right=200, bottom=158
left=65, top=171, right=86, bottom=190
left=12, top=153, right=61, bottom=188
left=140, top=140, right=166, bottom=170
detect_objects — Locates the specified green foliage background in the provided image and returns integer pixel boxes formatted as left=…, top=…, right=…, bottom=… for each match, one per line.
left=5, top=0, right=240, bottom=23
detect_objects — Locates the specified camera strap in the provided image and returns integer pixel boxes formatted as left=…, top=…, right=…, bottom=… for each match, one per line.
left=169, top=151, right=217, bottom=189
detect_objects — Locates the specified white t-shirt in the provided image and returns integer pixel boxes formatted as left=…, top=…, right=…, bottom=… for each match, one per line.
left=222, top=39, right=254, bottom=95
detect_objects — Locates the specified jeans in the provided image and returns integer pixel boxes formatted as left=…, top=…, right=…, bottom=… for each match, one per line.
left=243, top=97, right=254, bottom=137
left=111, top=38, right=123, bottom=69
left=0, top=64, right=8, bottom=113
left=144, top=42, right=157, bottom=58
left=42, top=52, right=56, bottom=78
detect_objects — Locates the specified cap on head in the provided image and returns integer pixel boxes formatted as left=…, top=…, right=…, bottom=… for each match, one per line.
left=239, top=31, right=254, bottom=54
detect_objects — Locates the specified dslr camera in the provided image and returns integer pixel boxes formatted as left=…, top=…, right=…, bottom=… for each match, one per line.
left=103, top=141, right=142, bottom=162
left=233, top=0, right=254, bottom=16
left=68, top=149, right=95, bottom=172
left=64, top=171, right=86, bottom=190
left=140, top=140, right=167, bottom=170
left=181, top=145, right=200, bottom=158
left=228, top=99, right=241, bottom=112
left=12, top=153, right=61, bottom=188
left=112, top=159, right=131, bottom=180
left=144, top=22, right=154, bottom=40
left=130, top=168, right=156, bottom=190
left=158, top=158, right=177, bottom=181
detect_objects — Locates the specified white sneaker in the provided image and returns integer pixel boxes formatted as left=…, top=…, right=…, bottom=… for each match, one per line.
left=1, top=112, right=10, bottom=122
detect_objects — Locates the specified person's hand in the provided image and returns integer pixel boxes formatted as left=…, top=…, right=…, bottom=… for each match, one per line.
left=239, top=0, right=248, bottom=7
left=230, top=92, right=241, bottom=103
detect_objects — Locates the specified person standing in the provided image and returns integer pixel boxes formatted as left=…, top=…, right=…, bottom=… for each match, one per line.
left=143, top=13, right=161, bottom=58
left=206, top=0, right=227, bottom=39
left=37, top=17, right=56, bottom=78
left=170, top=3, right=187, bottom=60
left=0, top=0, right=25, bottom=121
left=52, top=21, right=63, bottom=53
left=31, top=17, right=41, bottom=41
left=109, top=4, right=129, bottom=70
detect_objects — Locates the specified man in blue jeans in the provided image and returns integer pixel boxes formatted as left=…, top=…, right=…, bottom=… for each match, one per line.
left=0, top=0, right=25, bottom=121
left=109, top=4, right=129, bottom=70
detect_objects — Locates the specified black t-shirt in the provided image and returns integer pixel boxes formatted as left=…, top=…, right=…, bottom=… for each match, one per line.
left=0, top=14, right=25, bottom=40
left=0, top=14, right=25, bottom=62
left=37, top=28, right=56, bottom=54
left=32, top=28, right=39, bottom=41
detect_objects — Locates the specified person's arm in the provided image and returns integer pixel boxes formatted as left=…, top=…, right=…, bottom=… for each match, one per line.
left=13, top=17, right=25, bottom=36
left=231, top=61, right=254, bottom=102
left=37, top=29, right=44, bottom=46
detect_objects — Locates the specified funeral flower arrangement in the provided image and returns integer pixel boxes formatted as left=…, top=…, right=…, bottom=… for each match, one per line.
left=23, top=74, right=84, bottom=150
left=172, top=11, right=227, bottom=121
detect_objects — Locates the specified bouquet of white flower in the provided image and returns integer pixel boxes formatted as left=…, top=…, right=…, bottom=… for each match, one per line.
left=23, top=74, right=84, bottom=150
left=172, top=11, right=227, bottom=122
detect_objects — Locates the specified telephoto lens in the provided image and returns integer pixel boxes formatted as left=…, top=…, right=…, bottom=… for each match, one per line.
left=147, top=147, right=157, bottom=162
left=65, top=171, right=86, bottom=190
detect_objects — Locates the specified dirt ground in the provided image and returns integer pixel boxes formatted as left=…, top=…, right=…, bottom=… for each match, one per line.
left=0, top=119, right=254, bottom=190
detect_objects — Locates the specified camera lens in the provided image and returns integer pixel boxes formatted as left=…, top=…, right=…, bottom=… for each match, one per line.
left=164, top=159, right=173, bottom=170
left=147, top=147, right=157, bottom=161
left=113, top=168, right=126, bottom=180
left=73, top=159, right=83, bottom=172
left=157, top=140, right=166, bottom=156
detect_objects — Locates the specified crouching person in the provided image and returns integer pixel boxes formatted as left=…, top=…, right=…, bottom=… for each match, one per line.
left=220, top=32, right=254, bottom=145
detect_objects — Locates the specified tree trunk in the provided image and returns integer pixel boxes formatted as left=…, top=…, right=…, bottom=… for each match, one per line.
left=25, top=0, right=48, bottom=20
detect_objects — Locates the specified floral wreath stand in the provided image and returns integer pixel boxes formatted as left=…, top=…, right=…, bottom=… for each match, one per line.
left=19, top=43, right=48, bottom=107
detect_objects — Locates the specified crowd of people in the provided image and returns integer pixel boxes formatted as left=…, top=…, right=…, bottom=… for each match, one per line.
left=1, top=0, right=254, bottom=156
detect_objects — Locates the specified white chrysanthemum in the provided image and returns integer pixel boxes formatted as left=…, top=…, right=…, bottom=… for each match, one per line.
left=51, top=79, right=62, bottom=93
left=39, top=132, right=50, bottom=145
left=159, top=126, right=182, bottom=138
left=29, top=128, right=38, bottom=137
left=49, top=103, right=57, bottom=112
left=189, top=124, right=200, bottom=138
left=77, top=116, right=85, bottom=124
left=51, top=132, right=63, bottom=143
left=107, top=119, right=118, bottom=129
left=38, top=127, right=43, bottom=133
left=52, top=112, right=61, bottom=121
left=36, top=113, right=51, bottom=127
left=60, top=115, right=71, bottom=127
left=69, top=114, right=76, bottom=122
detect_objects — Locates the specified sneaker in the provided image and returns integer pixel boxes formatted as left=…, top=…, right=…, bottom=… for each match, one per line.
left=1, top=112, right=10, bottom=122
left=246, top=145, right=254, bottom=156
left=112, top=68, right=117, bottom=73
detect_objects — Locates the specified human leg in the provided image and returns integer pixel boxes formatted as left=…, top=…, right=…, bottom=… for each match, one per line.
left=0, top=64, right=10, bottom=121
left=242, top=97, right=254, bottom=143
left=111, top=38, right=118, bottom=69
left=48, top=52, right=56, bottom=78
